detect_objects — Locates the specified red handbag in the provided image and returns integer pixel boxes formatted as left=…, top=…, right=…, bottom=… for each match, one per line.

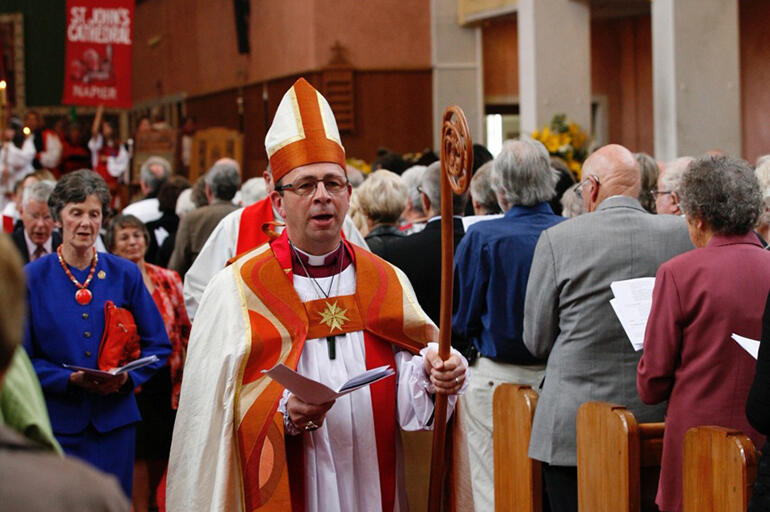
left=97, top=300, right=141, bottom=371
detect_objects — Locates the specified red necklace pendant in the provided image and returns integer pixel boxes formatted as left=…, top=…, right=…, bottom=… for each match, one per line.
left=75, top=288, right=93, bottom=305
left=57, top=246, right=98, bottom=306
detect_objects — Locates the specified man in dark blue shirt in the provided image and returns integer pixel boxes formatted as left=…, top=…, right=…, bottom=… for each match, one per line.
left=452, top=139, right=565, bottom=511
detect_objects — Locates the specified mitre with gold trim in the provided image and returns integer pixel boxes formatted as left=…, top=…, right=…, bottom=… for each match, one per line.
left=265, top=77, right=346, bottom=183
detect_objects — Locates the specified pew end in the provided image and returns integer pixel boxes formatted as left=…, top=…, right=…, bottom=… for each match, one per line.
left=682, top=426, right=758, bottom=512
left=493, top=384, right=542, bottom=512
left=577, top=401, right=664, bottom=512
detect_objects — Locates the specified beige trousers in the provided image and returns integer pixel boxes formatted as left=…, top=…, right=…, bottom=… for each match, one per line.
left=460, top=357, right=545, bottom=512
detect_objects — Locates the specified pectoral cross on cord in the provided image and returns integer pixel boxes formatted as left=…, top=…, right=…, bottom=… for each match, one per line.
left=291, top=241, right=344, bottom=360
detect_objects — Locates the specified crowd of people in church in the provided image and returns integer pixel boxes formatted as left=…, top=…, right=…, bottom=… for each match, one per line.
left=2, top=77, right=770, bottom=512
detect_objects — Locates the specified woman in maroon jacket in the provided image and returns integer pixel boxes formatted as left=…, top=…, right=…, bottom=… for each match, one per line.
left=637, top=155, right=770, bottom=512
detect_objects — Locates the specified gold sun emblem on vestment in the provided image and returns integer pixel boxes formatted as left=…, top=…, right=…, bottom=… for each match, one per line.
left=319, top=301, right=349, bottom=333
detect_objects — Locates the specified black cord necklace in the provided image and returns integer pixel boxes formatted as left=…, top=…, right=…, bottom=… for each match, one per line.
left=291, top=242, right=344, bottom=359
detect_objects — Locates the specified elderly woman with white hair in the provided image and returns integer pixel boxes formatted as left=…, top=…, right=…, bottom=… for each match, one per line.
left=355, top=169, right=407, bottom=257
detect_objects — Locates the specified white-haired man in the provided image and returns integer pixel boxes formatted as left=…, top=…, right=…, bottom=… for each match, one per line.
left=167, top=78, right=468, bottom=511
left=655, top=156, right=693, bottom=215
left=453, top=139, right=564, bottom=511
left=11, top=180, right=60, bottom=263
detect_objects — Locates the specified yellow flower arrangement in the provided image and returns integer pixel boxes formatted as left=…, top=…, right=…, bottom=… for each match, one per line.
left=346, top=157, right=371, bottom=175
left=531, top=114, right=589, bottom=178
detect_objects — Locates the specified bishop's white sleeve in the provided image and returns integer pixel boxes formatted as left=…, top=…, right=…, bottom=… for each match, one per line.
left=167, top=266, right=248, bottom=512
left=183, top=209, right=241, bottom=320
left=395, top=342, right=468, bottom=431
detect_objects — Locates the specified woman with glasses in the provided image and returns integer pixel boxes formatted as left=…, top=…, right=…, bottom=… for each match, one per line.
left=106, top=214, right=190, bottom=512
left=653, top=157, right=692, bottom=215
left=637, top=155, right=770, bottom=512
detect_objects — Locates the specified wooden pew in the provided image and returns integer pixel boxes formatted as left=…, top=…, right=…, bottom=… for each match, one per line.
left=576, top=401, right=664, bottom=512
left=683, top=426, right=759, bottom=512
left=493, top=384, right=541, bottom=512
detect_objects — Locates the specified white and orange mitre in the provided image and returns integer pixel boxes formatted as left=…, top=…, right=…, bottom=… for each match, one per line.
left=265, top=77, right=346, bottom=183
left=235, top=78, right=348, bottom=254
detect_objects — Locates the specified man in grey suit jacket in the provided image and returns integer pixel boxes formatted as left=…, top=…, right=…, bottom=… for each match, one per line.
left=522, top=144, right=693, bottom=512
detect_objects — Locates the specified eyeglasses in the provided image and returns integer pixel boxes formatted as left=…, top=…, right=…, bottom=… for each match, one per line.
left=275, top=176, right=350, bottom=196
left=575, top=174, right=600, bottom=199
left=651, top=189, right=672, bottom=199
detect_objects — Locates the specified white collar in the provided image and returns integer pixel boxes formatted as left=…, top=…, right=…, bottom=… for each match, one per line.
left=292, top=244, right=340, bottom=266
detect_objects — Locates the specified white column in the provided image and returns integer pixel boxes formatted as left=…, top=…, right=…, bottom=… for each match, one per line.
left=517, top=0, right=591, bottom=136
left=431, top=0, right=484, bottom=151
left=652, top=0, right=741, bottom=160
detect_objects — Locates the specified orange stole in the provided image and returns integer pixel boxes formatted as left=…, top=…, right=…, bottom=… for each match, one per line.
left=233, top=233, right=437, bottom=511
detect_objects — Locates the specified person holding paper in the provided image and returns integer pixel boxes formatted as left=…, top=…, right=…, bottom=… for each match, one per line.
left=167, top=78, right=468, bottom=512
left=638, top=155, right=770, bottom=512
left=523, top=144, right=692, bottom=512
left=22, top=170, right=171, bottom=498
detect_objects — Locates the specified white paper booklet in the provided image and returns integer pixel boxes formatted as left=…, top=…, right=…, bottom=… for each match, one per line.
left=609, top=277, right=656, bottom=351
left=731, top=333, right=760, bottom=359
left=262, top=363, right=395, bottom=405
left=63, top=355, right=159, bottom=377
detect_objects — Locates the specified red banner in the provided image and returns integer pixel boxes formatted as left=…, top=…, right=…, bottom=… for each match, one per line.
left=62, top=0, right=134, bottom=109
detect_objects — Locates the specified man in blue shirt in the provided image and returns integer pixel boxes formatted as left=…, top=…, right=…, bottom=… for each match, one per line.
left=453, top=139, right=565, bottom=511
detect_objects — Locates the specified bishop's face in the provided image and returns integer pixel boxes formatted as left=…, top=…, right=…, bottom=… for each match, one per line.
left=270, top=162, right=351, bottom=255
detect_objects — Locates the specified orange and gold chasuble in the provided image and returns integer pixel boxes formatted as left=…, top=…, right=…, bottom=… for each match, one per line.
left=230, top=232, right=438, bottom=512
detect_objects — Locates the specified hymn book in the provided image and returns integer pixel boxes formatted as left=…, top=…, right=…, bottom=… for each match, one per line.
left=63, top=355, right=159, bottom=377
left=262, top=363, right=395, bottom=405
